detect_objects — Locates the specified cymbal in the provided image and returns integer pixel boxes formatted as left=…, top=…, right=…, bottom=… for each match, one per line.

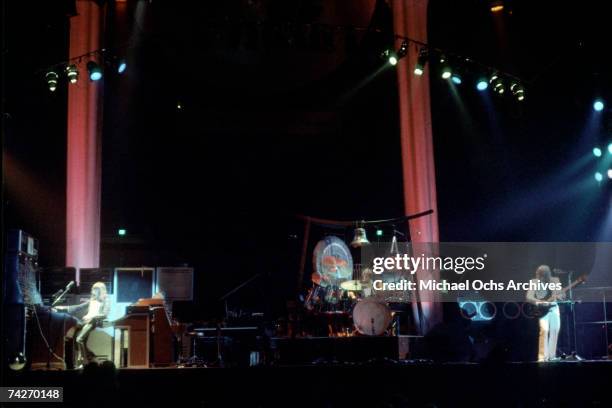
left=340, top=280, right=365, bottom=291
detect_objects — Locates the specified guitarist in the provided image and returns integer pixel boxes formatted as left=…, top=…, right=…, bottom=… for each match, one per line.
left=525, top=265, right=565, bottom=362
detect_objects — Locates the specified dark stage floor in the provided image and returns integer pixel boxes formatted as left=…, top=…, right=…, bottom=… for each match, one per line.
left=4, top=360, right=612, bottom=407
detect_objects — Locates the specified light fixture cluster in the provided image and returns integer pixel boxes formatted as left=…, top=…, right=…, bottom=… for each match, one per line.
left=592, top=142, right=612, bottom=183
left=425, top=53, right=526, bottom=102
left=382, top=40, right=526, bottom=102
left=44, top=55, right=127, bottom=92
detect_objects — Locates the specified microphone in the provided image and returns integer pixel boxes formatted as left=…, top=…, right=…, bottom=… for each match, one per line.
left=52, top=281, right=74, bottom=299
left=51, top=281, right=75, bottom=307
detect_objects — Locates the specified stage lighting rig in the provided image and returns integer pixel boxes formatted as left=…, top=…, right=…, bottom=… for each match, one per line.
left=510, top=81, right=525, bottom=101
left=414, top=48, right=428, bottom=76
left=45, top=70, right=59, bottom=92
left=476, top=78, right=488, bottom=91
left=117, top=59, right=127, bottom=74
left=489, top=73, right=505, bottom=94
left=66, top=64, right=79, bottom=84
left=397, top=40, right=408, bottom=59
left=87, top=61, right=103, bottom=81
left=440, top=56, right=452, bottom=79
left=490, top=1, right=504, bottom=13
left=593, top=99, right=605, bottom=112
left=382, top=48, right=399, bottom=66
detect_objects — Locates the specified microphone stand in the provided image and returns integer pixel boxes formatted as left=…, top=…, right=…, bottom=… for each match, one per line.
left=48, top=283, right=73, bottom=369
left=566, top=271, right=583, bottom=361
left=216, top=273, right=262, bottom=367
left=51, top=284, right=73, bottom=308
left=220, top=273, right=262, bottom=321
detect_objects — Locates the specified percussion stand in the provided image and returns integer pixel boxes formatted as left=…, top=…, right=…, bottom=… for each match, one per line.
left=185, top=332, right=207, bottom=367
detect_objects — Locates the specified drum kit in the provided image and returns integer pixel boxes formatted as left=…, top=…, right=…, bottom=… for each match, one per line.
left=303, top=235, right=409, bottom=337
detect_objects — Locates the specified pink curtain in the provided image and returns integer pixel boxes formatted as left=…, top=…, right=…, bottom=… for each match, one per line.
left=66, top=0, right=103, bottom=277
left=392, top=0, right=442, bottom=332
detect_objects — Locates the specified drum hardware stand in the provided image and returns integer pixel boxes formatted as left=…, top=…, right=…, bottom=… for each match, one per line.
left=209, top=323, right=225, bottom=368
left=184, top=332, right=207, bottom=367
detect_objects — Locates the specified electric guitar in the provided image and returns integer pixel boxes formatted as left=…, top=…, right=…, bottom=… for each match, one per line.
left=525, top=275, right=586, bottom=318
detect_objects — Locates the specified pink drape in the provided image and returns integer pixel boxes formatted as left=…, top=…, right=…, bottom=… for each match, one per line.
left=66, top=0, right=103, bottom=277
left=392, top=0, right=442, bottom=332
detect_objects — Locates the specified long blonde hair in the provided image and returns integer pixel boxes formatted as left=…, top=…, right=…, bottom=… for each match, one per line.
left=91, top=282, right=108, bottom=301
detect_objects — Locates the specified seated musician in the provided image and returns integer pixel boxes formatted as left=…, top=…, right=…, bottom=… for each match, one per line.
left=55, top=282, right=110, bottom=366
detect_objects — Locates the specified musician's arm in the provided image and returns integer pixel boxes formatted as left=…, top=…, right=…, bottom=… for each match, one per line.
left=551, top=277, right=565, bottom=300
left=67, top=301, right=89, bottom=314
left=55, top=301, right=88, bottom=314
left=526, top=280, right=549, bottom=306
left=84, top=298, right=111, bottom=323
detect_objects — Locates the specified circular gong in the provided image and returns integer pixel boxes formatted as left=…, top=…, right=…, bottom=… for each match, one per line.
left=312, top=236, right=353, bottom=287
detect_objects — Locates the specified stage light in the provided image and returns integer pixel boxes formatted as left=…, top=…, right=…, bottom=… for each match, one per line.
left=593, top=99, right=604, bottom=112
left=397, top=40, right=408, bottom=59
left=476, top=78, right=488, bottom=91
left=595, top=172, right=603, bottom=182
left=608, top=143, right=612, bottom=155
left=45, top=70, right=58, bottom=92
left=117, top=59, right=127, bottom=74
left=490, top=1, right=504, bottom=13
left=608, top=169, right=612, bottom=179
left=439, top=56, right=452, bottom=79
left=414, top=48, right=428, bottom=76
left=451, top=74, right=462, bottom=85
left=593, top=147, right=602, bottom=157
left=490, top=74, right=504, bottom=94
left=66, top=64, right=79, bottom=84
left=381, top=48, right=399, bottom=66
left=118, top=229, right=127, bottom=236
left=510, top=82, right=525, bottom=101
left=87, top=61, right=103, bottom=81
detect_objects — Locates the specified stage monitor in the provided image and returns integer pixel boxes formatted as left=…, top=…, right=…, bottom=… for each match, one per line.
left=114, top=267, right=155, bottom=303
left=79, top=268, right=114, bottom=295
left=155, top=267, right=194, bottom=301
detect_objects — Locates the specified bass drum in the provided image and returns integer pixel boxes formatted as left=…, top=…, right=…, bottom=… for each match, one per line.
left=352, top=298, right=392, bottom=336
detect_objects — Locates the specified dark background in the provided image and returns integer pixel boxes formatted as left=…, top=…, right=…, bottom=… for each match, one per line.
left=4, top=0, right=612, bottom=317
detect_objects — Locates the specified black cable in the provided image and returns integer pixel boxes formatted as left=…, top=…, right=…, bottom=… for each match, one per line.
left=31, top=306, right=66, bottom=364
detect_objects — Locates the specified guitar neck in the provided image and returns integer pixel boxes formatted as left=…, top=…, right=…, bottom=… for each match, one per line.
left=547, top=277, right=585, bottom=300
left=562, top=279, right=583, bottom=293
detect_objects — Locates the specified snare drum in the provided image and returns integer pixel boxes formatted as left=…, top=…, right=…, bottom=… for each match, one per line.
left=352, top=298, right=392, bottom=336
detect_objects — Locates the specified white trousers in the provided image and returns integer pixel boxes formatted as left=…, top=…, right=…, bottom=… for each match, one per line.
left=538, top=305, right=560, bottom=361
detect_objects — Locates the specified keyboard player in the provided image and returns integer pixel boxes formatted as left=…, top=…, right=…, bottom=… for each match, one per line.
left=55, top=282, right=110, bottom=367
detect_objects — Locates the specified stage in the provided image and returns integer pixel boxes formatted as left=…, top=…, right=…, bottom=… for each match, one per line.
left=4, top=1, right=612, bottom=407
left=5, top=360, right=612, bottom=407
